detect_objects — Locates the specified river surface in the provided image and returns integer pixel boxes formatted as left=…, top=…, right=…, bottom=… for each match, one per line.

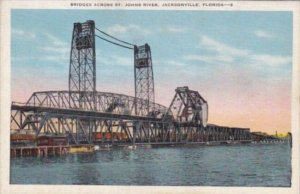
left=10, top=143, right=291, bottom=186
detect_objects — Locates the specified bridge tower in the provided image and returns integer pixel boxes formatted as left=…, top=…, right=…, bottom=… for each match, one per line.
left=69, top=20, right=96, bottom=110
left=134, top=44, right=155, bottom=116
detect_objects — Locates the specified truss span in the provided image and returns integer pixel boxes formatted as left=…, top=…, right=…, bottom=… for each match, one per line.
left=15, top=90, right=167, bottom=118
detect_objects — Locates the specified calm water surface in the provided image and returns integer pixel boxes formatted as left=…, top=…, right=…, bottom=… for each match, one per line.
left=10, top=143, right=291, bottom=186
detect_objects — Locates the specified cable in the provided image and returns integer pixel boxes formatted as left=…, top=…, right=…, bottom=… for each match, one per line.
left=95, top=35, right=133, bottom=50
left=95, top=27, right=135, bottom=46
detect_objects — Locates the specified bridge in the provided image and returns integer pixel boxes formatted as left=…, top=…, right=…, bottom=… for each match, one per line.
left=11, top=20, right=252, bottom=146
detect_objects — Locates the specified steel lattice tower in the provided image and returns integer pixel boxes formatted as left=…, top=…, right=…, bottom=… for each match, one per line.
left=69, top=20, right=96, bottom=110
left=165, top=86, right=208, bottom=127
left=134, top=44, right=155, bottom=116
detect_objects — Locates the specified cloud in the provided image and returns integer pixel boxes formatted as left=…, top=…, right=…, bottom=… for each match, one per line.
left=42, top=55, right=69, bottom=61
left=106, top=24, right=151, bottom=36
left=200, top=35, right=249, bottom=57
left=251, top=54, right=292, bottom=67
left=12, top=30, right=71, bottom=64
left=96, top=52, right=132, bottom=67
left=154, top=59, right=197, bottom=79
left=38, top=33, right=70, bottom=62
left=41, top=47, right=69, bottom=53
left=164, top=60, right=187, bottom=67
left=12, top=29, right=69, bottom=63
left=184, top=55, right=234, bottom=64
left=159, top=26, right=188, bottom=33
left=12, top=52, right=69, bottom=62
left=44, top=32, right=68, bottom=47
left=254, top=30, right=275, bottom=39
left=12, top=29, right=36, bottom=39
left=186, top=35, right=291, bottom=68
left=12, top=56, right=36, bottom=62
left=110, top=56, right=132, bottom=66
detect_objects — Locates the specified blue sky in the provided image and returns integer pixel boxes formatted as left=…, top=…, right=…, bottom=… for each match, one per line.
left=11, top=10, right=292, bottom=133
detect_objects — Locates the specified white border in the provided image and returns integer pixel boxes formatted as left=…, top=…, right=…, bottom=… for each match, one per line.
left=1, top=1, right=299, bottom=194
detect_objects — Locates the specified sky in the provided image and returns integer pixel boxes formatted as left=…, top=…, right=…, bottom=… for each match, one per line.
left=11, top=10, right=292, bottom=134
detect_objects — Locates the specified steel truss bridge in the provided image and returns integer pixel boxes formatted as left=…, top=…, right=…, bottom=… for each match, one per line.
left=11, top=20, right=251, bottom=145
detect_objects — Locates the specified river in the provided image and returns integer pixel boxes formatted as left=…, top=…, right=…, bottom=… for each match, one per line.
left=10, top=143, right=291, bottom=186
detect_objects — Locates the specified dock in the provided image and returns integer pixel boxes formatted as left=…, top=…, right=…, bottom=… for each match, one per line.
left=10, top=144, right=94, bottom=157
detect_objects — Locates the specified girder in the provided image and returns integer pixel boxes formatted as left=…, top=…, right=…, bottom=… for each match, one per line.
left=11, top=106, right=251, bottom=145
left=11, top=104, right=163, bottom=122
left=23, top=90, right=167, bottom=118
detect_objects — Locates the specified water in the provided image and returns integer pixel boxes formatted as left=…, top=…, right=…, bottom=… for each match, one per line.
left=10, top=143, right=291, bottom=186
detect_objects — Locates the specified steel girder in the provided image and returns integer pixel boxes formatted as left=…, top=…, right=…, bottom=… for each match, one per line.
left=10, top=109, right=176, bottom=144
left=11, top=107, right=251, bottom=145
left=10, top=89, right=251, bottom=144
left=22, top=90, right=167, bottom=118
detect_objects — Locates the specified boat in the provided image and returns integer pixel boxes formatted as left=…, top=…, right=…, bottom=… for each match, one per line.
left=69, top=145, right=94, bottom=154
left=125, top=145, right=137, bottom=150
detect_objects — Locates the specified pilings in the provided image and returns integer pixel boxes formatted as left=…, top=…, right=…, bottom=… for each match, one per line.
left=10, top=145, right=70, bottom=157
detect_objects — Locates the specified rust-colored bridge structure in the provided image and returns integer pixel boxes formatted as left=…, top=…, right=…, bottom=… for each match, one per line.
left=11, top=20, right=251, bottom=146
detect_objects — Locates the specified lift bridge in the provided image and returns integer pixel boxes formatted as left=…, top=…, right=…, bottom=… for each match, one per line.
left=11, top=20, right=251, bottom=145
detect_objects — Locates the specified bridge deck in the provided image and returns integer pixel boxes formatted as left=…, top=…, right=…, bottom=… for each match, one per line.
left=12, top=104, right=162, bottom=122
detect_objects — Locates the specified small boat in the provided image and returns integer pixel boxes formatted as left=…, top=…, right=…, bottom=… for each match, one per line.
left=125, top=145, right=137, bottom=150
left=69, top=146, right=94, bottom=154
left=94, top=145, right=100, bottom=151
